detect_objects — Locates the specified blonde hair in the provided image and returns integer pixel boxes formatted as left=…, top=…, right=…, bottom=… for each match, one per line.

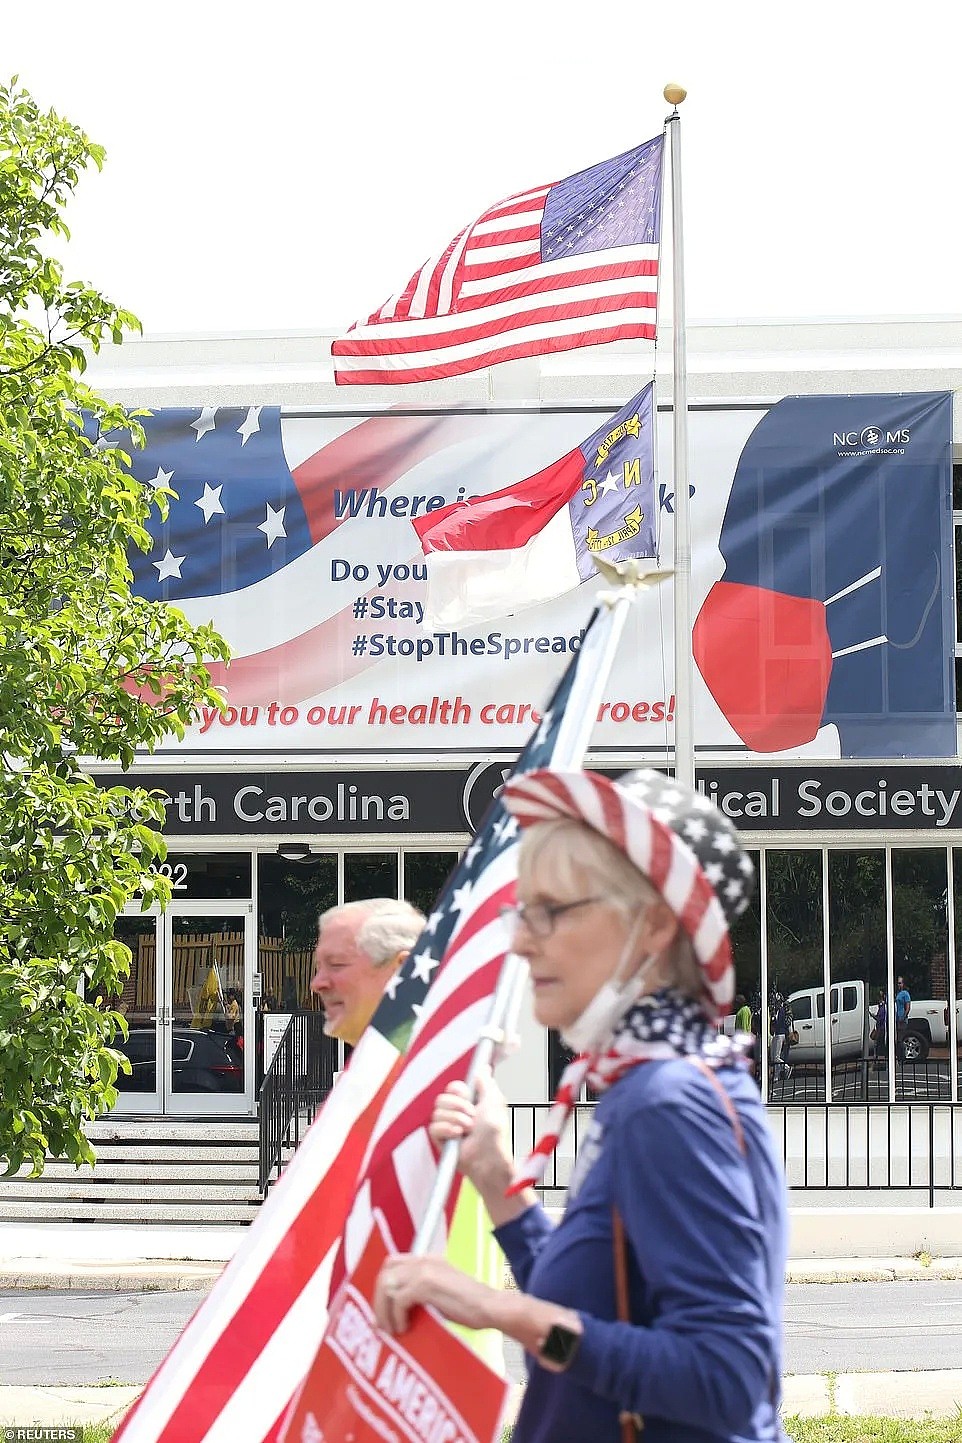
left=518, top=818, right=705, bottom=1004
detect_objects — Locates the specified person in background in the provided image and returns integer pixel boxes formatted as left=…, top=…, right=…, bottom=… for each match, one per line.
left=895, top=975, right=912, bottom=1061
left=770, top=993, right=792, bottom=1082
left=733, top=991, right=757, bottom=1077
left=374, top=768, right=788, bottom=1443
left=224, top=987, right=241, bottom=1033
left=873, top=990, right=888, bottom=1070
left=309, top=896, right=506, bottom=1372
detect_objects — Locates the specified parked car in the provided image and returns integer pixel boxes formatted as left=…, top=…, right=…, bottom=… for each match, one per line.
left=114, top=1026, right=244, bottom=1092
left=785, top=980, right=962, bottom=1063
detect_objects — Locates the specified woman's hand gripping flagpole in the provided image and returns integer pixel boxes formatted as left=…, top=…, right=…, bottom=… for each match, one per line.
left=411, top=562, right=673, bottom=1257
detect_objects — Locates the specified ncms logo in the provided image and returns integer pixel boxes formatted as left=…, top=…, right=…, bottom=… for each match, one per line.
left=833, top=424, right=911, bottom=454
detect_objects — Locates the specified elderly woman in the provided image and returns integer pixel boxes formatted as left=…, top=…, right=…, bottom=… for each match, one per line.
left=375, top=768, right=788, bottom=1443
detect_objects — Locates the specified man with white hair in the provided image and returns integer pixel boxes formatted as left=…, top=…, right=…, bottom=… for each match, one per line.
left=310, top=896, right=423, bottom=1046
left=309, top=895, right=505, bottom=1371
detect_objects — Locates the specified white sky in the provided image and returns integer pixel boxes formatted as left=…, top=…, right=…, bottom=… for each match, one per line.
left=6, top=1, right=962, bottom=336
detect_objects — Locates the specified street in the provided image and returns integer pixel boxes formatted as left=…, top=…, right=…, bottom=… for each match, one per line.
left=2, top=1281, right=962, bottom=1385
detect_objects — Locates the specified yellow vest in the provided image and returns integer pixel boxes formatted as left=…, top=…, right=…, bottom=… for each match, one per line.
left=444, top=1179, right=506, bottom=1374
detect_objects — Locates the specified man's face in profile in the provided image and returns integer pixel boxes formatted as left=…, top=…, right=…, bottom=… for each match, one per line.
left=310, top=914, right=391, bottom=1045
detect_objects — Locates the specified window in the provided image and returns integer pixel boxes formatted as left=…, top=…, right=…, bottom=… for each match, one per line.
left=829, top=850, right=886, bottom=1099
left=766, top=850, right=824, bottom=1102
left=954, top=511, right=962, bottom=711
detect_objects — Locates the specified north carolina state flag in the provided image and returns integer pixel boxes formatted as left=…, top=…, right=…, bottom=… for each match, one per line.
left=412, top=384, right=655, bottom=626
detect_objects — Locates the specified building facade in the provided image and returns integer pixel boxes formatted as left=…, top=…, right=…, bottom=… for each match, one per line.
left=85, top=319, right=962, bottom=1123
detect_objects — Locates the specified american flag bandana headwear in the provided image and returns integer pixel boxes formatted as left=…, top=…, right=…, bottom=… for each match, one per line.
left=332, top=135, right=663, bottom=385
left=501, top=767, right=756, bottom=1020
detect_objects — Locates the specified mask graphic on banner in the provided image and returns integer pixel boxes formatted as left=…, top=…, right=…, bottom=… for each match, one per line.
left=693, top=391, right=954, bottom=758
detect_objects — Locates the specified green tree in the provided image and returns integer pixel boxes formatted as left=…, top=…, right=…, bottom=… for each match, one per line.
left=0, top=79, right=229, bottom=1174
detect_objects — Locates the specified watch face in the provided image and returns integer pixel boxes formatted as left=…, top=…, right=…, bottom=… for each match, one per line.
left=540, top=1323, right=581, bottom=1368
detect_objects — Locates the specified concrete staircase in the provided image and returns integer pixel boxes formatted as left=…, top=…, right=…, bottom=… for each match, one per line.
left=0, top=1116, right=263, bottom=1225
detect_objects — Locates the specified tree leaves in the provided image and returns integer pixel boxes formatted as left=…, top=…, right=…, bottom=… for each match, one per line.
left=0, top=79, right=230, bottom=1176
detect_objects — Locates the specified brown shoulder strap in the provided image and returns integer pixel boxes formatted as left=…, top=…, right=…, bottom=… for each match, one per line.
left=612, top=1208, right=644, bottom=1438
left=689, top=1056, right=746, bottom=1155
left=612, top=1207, right=632, bottom=1320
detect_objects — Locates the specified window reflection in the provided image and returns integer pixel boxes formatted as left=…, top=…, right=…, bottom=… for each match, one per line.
left=344, top=852, right=399, bottom=900
left=955, top=851, right=962, bottom=1102
left=170, top=915, right=246, bottom=1095
left=828, top=851, right=886, bottom=1102
left=726, top=851, right=762, bottom=1080
left=403, top=852, right=459, bottom=918
left=766, top=851, right=824, bottom=1102
left=109, top=916, right=158, bottom=1094
left=892, top=850, right=950, bottom=1099
left=257, top=854, right=337, bottom=1012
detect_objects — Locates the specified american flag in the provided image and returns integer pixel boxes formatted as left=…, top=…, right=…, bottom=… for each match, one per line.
left=112, top=605, right=618, bottom=1443
left=332, top=135, right=664, bottom=385
left=117, top=405, right=492, bottom=705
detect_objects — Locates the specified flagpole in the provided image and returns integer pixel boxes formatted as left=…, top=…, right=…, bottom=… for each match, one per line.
left=665, top=83, right=695, bottom=792
left=412, top=573, right=672, bottom=1257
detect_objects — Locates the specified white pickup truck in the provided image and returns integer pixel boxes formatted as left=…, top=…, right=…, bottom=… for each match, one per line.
left=785, top=979, right=962, bottom=1063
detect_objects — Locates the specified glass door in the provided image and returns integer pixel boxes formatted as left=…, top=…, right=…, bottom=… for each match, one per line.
left=163, top=904, right=255, bottom=1115
left=111, top=902, right=254, bottom=1114
left=111, top=912, right=163, bottom=1113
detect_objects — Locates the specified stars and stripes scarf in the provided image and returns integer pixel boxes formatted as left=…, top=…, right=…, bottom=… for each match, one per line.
left=508, top=988, right=753, bottom=1193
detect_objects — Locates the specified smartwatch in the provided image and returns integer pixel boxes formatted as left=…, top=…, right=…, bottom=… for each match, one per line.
left=538, top=1322, right=582, bottom=1370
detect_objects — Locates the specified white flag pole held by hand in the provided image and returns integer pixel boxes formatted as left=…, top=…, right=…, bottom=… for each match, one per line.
left=412, top=564, right=672, bottom=1256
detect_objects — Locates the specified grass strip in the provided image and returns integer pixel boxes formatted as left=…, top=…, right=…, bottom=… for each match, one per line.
left=785, top=1416, right=962, bottom=1442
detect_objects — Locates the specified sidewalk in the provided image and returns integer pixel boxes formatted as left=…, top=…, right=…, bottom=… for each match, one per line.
left=2, top=1225, right=962, bottom=1428
left=3, top=1372, right=962, bottom=1427
left=3, top=1221, right=962, bottom=1289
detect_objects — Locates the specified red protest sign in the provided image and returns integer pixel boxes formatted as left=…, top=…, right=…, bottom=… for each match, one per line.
left=283, top=1215, right=510, bottom=1443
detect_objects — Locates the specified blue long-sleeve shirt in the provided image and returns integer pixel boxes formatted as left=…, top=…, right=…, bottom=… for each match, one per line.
left=495, top=1059, right=789, bottom=1443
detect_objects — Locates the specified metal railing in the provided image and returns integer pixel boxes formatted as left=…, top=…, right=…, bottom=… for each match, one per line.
left=506, top=1100, right=962, bottom=1208
left=258, top=1012, right=338, bottom=1193
left=766, top=1058, right=959, bottom=1106
left=770, top=1102, right=961, bottom=1206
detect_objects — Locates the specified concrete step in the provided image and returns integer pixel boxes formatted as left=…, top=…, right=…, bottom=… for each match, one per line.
left=84, top=1143, right=258, bottom=1164
left=86, top=1119, right=258, bottom=1143
left=10, top=1161, right=260, bottom=1183
left=7, top=1115, right=265, bottom=1226
left=0, top=1199, right=260, bottom=1223
left=0, top=1181, right=259, bottom=1203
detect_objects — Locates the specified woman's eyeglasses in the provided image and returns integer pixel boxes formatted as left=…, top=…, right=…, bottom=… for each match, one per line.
left=500, top=897, right=601, bottom=939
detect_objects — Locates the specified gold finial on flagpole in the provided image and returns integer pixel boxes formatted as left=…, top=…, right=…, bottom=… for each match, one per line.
left=592, top=556, right=674, bottom=609
left=664, top=83, right=687, bottom=107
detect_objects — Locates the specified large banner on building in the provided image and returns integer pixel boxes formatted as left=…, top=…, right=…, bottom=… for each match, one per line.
left=125, top=392, right=954, bottom=758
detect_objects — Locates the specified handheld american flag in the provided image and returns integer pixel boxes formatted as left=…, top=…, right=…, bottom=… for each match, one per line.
left=111, top=598, right=635, bottom=1443
left=332, top=135, right=664, bottom=385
